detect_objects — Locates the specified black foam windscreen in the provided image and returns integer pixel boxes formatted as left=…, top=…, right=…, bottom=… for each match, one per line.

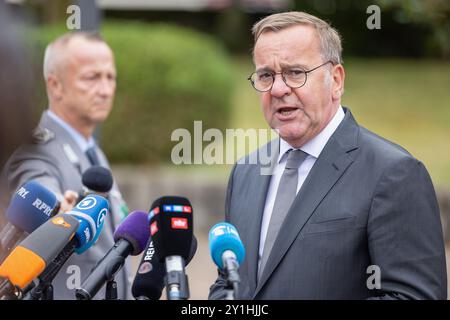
left=148, top=196, right=193, bottom=262
left=81, top=166, right=113, bottom=193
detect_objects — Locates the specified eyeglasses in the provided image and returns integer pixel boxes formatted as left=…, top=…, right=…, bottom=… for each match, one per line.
left=247, top=61, right=333, bottom=92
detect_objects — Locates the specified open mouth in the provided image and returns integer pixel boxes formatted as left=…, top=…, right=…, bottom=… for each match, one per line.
left=277, top=107, right=299, bottom=117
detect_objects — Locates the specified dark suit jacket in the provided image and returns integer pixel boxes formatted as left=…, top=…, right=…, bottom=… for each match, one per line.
left=209, top=108, right=447, bottom=300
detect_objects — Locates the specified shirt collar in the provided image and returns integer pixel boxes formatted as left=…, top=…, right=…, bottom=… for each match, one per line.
left=46, top=109, right=96, bottom=152
left=278, top=105, right=345, bottom=163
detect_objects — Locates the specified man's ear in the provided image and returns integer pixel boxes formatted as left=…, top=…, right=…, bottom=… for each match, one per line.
left=331, top=64, right=345, bottom=101
left=46, top=74, right=63, bottom=101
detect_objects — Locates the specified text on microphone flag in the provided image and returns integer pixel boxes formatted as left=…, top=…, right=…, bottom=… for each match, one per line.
left=212, top=225, right=226, bottom=236
left=150, top=221, right=158, bottom=236
left=183, top=206, right=192, bottom=213
left=171, top=217, right=188, bottom=230
left=173, top=205, right=183, bottom=212
left=96, top=208, right=108, bottom=228
left=51, top=216, right=72, bottom=229
left=76, top=196, right=97, bottom=210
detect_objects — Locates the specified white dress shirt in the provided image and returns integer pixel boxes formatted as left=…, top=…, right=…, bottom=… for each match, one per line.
left=258, top=106, right=345, bottom=272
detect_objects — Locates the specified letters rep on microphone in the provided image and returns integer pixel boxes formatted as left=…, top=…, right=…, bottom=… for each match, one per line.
left=32, top=198, right=53, bottom=216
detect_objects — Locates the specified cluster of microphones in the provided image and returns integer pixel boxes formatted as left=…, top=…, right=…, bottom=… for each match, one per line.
left=0, top=166, right=245, bottom=300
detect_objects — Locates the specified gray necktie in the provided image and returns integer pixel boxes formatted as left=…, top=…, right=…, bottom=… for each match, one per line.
left=85, top=146, right=100, bottom=166
left=258, top=149, right=308, bottom=281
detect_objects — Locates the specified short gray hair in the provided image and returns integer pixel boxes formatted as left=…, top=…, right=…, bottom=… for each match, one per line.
left=43, top=31, right=105, bottom=80
left=252, top=11, right=343, bottom=65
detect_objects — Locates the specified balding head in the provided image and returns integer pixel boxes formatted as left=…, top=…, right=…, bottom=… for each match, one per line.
left=43, top=32, right=106, bottom=81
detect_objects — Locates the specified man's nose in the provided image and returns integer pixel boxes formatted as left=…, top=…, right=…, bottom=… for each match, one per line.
left=97, top=77, right=115, bottom=96
left=270, top=74, right=291, bottom=98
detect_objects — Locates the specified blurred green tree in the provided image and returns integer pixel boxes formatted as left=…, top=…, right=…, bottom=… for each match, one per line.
left=376, top=0, right=450, bottom=59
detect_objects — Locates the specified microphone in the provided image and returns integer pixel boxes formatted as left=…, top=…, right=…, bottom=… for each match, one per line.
left=149, top=196, right=194, bottom=300
left=79, top=166, right=113, bottom=200
left=0, top=213, right=79, bottom=299
left=131, top=235, right=198, bottom=300
left=70, top=195, right=109, bottom=255
left=0, top=181, right=59, bottom=263
left=21, top=194, right=110, bottom=300
left=209, top=222, right=245, bottom=300
left=75, top=211, right=150, bottom=300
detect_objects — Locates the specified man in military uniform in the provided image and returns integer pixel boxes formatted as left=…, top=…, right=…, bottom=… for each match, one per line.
left=1, top=32, right=131, bottom=299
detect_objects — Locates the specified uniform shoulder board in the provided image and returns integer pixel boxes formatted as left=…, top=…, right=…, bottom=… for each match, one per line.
left=32, top=126, right=55, bottom=144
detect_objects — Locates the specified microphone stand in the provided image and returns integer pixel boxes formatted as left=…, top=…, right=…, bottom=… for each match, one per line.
left=22, top=241, right=77, bottom=300
left=105, top=279, right=118, bottom=300
left=165, top=256, right=189, bottom=300
left=22, top=280, right=54, bottom=300
left=42, top=284, right=54, bottom=300
left=0, top=277, right=20, bottom=300
left=224, top=288, right=235, bottom=300
left=222, top=250, right=240, bottom=300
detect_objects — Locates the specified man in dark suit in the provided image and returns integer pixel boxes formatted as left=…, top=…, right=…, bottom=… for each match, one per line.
left=1, top=32, right=131, bottom=299
left=209, top=11, right=447, bottom=300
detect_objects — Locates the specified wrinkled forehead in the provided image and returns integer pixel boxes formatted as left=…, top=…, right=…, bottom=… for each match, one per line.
left=68, top=38, right=113, bottom=62
left=253, top=25, right=321, bottom=66
left=61, top=37, right=115, bottom=72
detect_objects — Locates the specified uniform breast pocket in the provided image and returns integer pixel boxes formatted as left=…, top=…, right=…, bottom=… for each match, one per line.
left=303, top=215, right=358, bottom=235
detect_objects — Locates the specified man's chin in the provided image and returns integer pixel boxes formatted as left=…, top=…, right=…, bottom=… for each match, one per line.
left=276, top=123, right=302, bottom=137
left=91, top=110, right=111, bottom=122
left=89, top=115, right=109, bottom=125
left=277, top=127, right=307, bottom=147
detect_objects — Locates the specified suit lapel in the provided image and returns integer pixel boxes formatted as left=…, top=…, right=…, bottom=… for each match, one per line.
left=253, top=109, right=360, bottom=298
left=241, top=139, right=279, bottom=295
left=245, top=165, right=272, bottom=295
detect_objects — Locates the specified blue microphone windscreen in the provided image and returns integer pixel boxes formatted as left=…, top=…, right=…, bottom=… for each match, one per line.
left=209, top=222, right=245, bottom=269
left=6, top=180, right=58, bottom=234
left=114, top=211, right=150, bottom=256
left=67, top=194, right=109, bottom=254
